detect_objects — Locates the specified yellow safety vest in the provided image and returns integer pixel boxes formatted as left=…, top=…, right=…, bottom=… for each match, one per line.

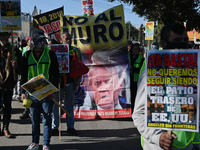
left=25, top=47, right=50, bottom=80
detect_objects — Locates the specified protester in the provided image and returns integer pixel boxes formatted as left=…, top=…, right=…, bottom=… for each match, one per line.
left=127, top=40, right=133, bottom=53
left=21, top=29, right=59, bottom=150
left=19, top=39, right=27, bottom=51
left=19, top=37, right=35, bottom=120
left=0, top=32, right=22, bottom=138
left=150, top=41, right=159, bottom=50
left=21, top=38, right=31, bottom=56
left=132, top=22, right=200, bottom=150
left=25, top=37, right=35, bottom=52
left=129, top=43, right=145, bottom=112
left=51, top=32, right=81, bottom=136
left=13, top=39, right=26, bottom=100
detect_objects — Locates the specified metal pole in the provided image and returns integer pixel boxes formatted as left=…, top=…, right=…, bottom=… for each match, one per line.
left=29, top=14, right=31, bottom=37
left=129, top=23, right=130, bottom=39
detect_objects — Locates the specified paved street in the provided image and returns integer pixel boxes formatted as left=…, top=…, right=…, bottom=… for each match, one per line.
left=0, top=99, right=142, bottom=150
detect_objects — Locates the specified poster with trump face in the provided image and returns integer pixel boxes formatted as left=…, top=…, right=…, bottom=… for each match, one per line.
left=60, top=5, right=131, bottom=119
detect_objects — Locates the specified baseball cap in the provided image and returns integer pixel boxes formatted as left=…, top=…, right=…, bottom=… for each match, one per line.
left=33, top=29, right=46, bottom=40
left=151, top=42, right=159, bottom=50
left=26, top=36, right=31, bottom=42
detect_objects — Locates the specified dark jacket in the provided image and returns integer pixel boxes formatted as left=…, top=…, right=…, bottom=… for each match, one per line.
left=0, top=43, right=22, bottom=89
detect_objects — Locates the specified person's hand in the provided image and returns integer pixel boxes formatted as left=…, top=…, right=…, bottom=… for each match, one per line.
left=11, top=60, right=18, bottom=68
left=160, top=132, right=177, bottom=150
left=21, top=93, right=27, bottom=101
left=47, top=94, right=54, bottom=100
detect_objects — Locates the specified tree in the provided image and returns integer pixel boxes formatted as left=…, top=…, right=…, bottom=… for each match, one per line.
left=108, top=0, right=200, bottom=32
left=138, top=24, right=144, bottom=45
left=153, top=23, right=164, bottom=44
left=125, top=21, right=139, bottom=41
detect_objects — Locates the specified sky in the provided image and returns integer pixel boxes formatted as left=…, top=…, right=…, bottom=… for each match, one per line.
left=21, top=0, right=146, bottom=28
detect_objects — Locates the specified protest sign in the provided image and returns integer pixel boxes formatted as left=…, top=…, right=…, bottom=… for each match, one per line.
left=50, top=44, right=69, bottom=73
left=82, top=0, right=94, bottom=16
left=33, top=7, right=63, bottom=42
left=145, top=22, right=154, bottom=41
left=146, top=49, right=199, bottom=132
left=0, top=0, right=21, bottom=31
left=60, top=5, right=131, bottom=119
left=21, top=74, right=58, bottom=101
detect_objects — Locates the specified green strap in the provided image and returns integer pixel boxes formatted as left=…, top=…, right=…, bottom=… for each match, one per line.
left=192, top=132, right=200, bottom=144
left=139, top=60, right=146, bottom=77
left=141, top=136, right=144, bottom=147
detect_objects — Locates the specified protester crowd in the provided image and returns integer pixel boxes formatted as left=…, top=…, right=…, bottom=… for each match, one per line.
left=0, top=30, right=81, bottom=150
left=0, top=21, right=199, bottom=150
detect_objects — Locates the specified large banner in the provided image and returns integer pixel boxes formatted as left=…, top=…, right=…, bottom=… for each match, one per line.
left=0, top=0, right=21, bottom=31
left=146, top=50, right=199, bottom=132
left=60, top=5, right=131, bottom=119
left=33, top=7, right=63, bottom=42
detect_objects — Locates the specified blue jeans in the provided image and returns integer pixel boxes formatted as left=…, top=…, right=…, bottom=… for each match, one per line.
left=52, top=82, right=74, bottom=129
left=29, top=96, right=54, bottom=146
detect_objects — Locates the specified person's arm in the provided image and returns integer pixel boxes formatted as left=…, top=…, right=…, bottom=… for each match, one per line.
left=132, top=71, right=177, bottom=150
left=132, top=71, right=163, bottom=147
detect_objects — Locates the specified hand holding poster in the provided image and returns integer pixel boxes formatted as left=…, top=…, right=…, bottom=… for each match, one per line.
left=21, top=74, right=58, bottom=101
left=146, top=49, right=199, bottom=132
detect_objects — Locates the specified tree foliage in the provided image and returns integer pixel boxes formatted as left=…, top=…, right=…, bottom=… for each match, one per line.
left=125, top=21, right=139, bottom=40
left=138, top=24, right=143, bottom=44
left=108, top=0, right=200, bottom=31
left=153, top=23, right=164, bottom=44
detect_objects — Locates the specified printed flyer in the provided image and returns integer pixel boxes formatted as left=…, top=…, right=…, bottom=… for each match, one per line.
left=21, top=74, right=58, bottom=101
left=146, top=49, right=199, bottom=132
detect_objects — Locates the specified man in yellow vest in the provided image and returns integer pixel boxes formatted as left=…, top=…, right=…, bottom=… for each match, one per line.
left=21, top=29, right=59, bottom=150
left=133, top=22, right=200, bottom=150
left=51, top=32, right=82, bottom=136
